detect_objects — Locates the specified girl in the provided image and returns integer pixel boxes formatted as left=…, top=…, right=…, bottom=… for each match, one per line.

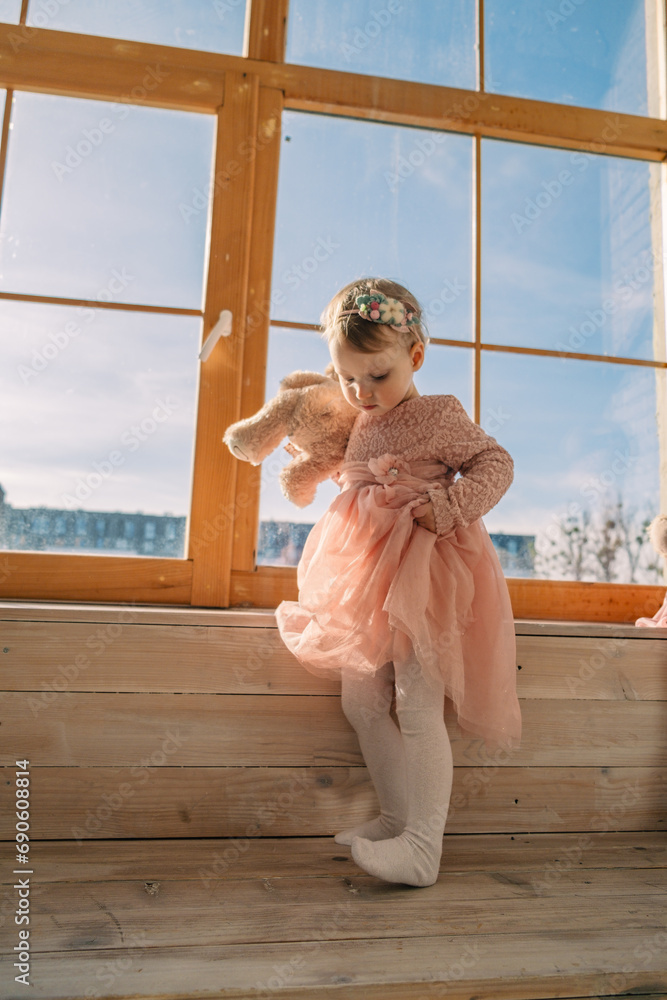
left=276, top=277, right=521, bottom=887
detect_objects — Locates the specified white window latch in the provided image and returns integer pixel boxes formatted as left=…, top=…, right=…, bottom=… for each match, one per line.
left=199, top=309, right=233, bottom=361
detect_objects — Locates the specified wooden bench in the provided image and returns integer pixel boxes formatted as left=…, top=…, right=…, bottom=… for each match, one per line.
left=1, top=602, right=666, bottom=999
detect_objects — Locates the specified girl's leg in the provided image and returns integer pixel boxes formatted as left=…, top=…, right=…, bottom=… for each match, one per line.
left=335, top=662, right=408, bottom=846
left=351, top=657, right=453, bottom=886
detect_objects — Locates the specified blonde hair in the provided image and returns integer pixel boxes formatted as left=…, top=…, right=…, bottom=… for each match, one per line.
left=320, top=277, right=429, bottom=355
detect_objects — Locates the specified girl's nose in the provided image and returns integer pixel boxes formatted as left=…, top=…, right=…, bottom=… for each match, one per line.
left=356, top=382, right=372, bottom=400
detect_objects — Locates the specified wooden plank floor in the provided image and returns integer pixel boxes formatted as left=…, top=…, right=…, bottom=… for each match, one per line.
left=1, top=832, right=665, bottom=1000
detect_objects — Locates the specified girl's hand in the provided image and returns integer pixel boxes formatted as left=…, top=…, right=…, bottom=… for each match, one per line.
left=412, top=497, right=437, bottom=533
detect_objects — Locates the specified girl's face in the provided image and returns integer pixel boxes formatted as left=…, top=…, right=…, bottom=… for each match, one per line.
left=330, top=334, right=425, bottom=416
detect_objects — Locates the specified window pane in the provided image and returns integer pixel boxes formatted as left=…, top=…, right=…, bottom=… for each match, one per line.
left=482, top=139, right=657, bottom=362
left=482, top=352, right=662, bottom=584
left=0, top=92, right=215, bottom=309
left=272, top=111, right=473, bottom=342
left=286, top=0, right=476, bottom=89
left=0, top=0, right=20, bottom=23
left=486, top=0, right=649, bottom=116
left=26, top=0, right=247, bottom=56
left=0, top=302, right=200, bottom=557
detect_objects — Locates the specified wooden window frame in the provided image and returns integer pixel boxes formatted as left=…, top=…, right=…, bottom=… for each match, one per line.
left=0, top=0, right=665, bottom=621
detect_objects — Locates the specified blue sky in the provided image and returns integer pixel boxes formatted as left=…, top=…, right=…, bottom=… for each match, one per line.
left=0, top=0, right=662, bottom=579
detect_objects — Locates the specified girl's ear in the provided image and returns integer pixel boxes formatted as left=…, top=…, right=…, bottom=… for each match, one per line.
left=410, top=341, right=425, bottom=372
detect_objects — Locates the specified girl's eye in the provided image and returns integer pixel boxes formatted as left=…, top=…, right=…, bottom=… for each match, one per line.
left=372, top=374, right=388, bottom=381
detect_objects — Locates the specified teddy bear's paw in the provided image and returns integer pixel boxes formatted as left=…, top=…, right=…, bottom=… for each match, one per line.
left=649, top=514, right=667, bottom=557
left=230, top=443, right=252, bottom=462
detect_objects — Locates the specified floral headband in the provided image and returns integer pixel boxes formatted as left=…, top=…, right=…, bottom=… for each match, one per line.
left=340, top=290, right=420, bottom=334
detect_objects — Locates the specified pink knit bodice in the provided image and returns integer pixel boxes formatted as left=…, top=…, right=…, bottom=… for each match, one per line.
left=343, top=395, right=513, bottom=536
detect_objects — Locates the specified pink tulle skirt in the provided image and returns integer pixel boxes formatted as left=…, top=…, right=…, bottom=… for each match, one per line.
left=275, top=456, right=521, bottom=749
left=636, top=592, right=667, bottom=628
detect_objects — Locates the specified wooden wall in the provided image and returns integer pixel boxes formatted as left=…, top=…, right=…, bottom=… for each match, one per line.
left=0, top=604, right=665, bottom=842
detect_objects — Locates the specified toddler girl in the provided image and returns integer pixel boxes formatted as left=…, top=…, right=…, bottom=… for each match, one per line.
left=276, top=277, right=521, bottom=887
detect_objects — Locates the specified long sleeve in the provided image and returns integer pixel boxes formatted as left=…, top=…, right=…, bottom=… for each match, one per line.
left=425, top=397, right=514, bottom=536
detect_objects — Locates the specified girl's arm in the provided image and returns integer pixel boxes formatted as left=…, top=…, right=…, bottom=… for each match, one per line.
left=425, top=396, right=514, bottom=536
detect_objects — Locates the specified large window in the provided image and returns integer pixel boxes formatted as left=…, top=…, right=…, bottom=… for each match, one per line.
left=0, top=0, right=664, bottom=617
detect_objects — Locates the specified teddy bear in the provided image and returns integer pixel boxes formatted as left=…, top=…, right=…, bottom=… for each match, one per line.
left=223, top=369, right=358, bottom=508
left=636, top=514, right=667, bottom=627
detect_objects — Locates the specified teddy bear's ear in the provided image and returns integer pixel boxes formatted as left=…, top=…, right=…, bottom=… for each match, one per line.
left=280, top=370, right=329, bottom=390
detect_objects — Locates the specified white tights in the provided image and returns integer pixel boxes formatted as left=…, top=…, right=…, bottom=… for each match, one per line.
left=337, top=657, right=453, bottom=887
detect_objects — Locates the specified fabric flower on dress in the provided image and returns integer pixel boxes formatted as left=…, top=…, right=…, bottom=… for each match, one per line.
left=368, top=454, right=410, bottom=485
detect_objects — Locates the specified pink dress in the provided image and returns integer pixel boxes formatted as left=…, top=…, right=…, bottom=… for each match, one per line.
left=276, top=395, right=522, bottom=749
